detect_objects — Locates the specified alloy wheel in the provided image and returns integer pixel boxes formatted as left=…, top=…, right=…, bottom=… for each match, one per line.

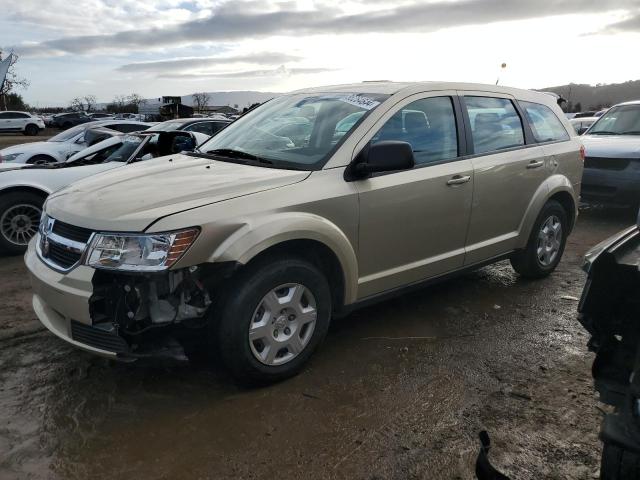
left=0, top=204, right=42, bottom=246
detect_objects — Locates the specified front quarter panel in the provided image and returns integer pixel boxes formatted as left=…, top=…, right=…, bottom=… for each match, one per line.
left=147, top=168, right=361, bottom=304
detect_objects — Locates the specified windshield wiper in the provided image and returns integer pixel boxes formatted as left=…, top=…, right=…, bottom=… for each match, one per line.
left=207, top=148, right=272, bottom=164
left=621, top=131, right=640, bottom=135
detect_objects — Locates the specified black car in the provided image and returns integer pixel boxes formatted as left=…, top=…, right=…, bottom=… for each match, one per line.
left=51, top=112, right=93, bottom=129
left=151, top=117, right=231, bottom=136
left=579, top=215, right=640, bottom=479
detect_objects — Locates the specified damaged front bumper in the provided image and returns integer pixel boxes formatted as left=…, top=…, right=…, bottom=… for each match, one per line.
left=25, top=239, right=230, bottom=360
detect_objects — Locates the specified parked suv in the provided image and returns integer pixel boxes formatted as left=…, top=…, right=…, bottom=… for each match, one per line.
left=26, top=82, right=583, bottom=383
left=0, top=111, right=45, bottom=136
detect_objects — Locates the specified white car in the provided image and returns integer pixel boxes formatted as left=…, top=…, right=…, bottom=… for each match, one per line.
left=0, top=130, right=208, bottom=254
left=0, top=111, right=45, bottom=136
left=0, top=120, right=153, bottom=164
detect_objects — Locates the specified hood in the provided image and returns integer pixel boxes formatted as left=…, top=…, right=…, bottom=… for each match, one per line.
left=582, top=135, right=640, bottom=158
left=0, top=163, right=33, bottom=172
left=0, top=141, right=51, bottom=155
left=47, top=154, right=311, bottom=231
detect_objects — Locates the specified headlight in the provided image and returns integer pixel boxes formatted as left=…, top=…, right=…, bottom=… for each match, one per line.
left=1, top=152, right=23, bottom=162
left=86, top=229, right=199, bottom=272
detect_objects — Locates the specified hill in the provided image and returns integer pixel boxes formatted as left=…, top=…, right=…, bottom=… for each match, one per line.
left=541, top=80, right=640, bottom=111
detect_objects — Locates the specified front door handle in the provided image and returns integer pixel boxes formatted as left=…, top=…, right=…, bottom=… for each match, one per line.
left=527, top=160, right=544, bottom=169
left=447, top=174, right=471, bottom=186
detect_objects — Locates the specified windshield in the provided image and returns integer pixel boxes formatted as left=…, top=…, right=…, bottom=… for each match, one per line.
left=48, top=124, right=90, bottom=142
left=104, top=135, right=145, bottom=162
left=151, top=121, right=187, bottom=132
left=196, top=92, right=389, bottom=169
left=587, top=104, right=640, bottom=135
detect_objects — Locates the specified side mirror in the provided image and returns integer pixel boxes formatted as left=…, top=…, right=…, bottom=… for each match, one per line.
left=348, top=141, right=415, bottom=180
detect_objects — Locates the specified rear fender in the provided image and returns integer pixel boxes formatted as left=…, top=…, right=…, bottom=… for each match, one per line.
left=516, top=174, right=577, bottom=249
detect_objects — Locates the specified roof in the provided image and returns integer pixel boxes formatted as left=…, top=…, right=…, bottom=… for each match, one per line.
left=613, top=99, right=640, bottom=106
left=291, top=81, right=553, bottom=100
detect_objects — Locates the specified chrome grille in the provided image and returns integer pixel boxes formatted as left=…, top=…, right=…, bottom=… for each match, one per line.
left=38, top=217, right=93, bottom=271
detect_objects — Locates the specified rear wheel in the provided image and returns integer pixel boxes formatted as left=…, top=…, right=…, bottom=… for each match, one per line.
left=24, top=124, right=39, bottom=136
left=214, top=256, right=331, bottom=385
left=511, top=199, right=568, bottom=278
left=0, top=192, right=45, bottom=255
left=26, top=155, right=55, bottom=165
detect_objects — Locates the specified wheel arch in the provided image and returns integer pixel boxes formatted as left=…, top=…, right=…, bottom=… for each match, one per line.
left=205, top=214, right=359, bottom=307
left=517, top=175, right=578, bottom=249
left=0, top=185, right=50, bottom=201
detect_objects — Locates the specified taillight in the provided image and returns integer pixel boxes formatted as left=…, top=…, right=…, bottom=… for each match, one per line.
left=579, top=145, right=585, bottom=162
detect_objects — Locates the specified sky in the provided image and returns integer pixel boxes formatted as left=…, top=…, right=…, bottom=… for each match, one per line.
left=1, top=0, right=640, bottom=107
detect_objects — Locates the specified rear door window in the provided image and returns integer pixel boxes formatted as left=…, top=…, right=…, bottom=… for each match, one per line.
left=372, top=96, right=459, bottom=165
left=184, top=122, right=214, bottom=135
left=109, top=123, right=145, bottom=133
left=520, top=101, right=570, bottom=142
left=464, top=96, right=524, bottom=154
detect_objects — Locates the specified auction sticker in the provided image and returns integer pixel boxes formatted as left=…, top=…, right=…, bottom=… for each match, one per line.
left=339, top=94, right=381, bottom=110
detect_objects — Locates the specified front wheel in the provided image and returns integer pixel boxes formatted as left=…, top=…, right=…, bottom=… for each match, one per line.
left=214, top=257, right=332, bottom=385
left=24, top=124, right=39, bottom=136
left=511, top=199, right=568, bottom=278
left=0, top=192, right=45, bottom=255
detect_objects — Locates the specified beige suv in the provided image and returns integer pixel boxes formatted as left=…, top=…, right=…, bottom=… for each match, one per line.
left=25, top=82, right=583, bottom=383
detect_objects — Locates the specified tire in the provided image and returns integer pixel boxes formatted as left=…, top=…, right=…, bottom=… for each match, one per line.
left=214, top=256, right=332, bottom=385
left=26, top=155, right=55, bottom=165
left=510, top=199, right=568, bottom=278
left=0, top=191, right=45, bottom=255
left=600, top=442, right=640, bottom=479
left=24, top=124, right=39, bottom=136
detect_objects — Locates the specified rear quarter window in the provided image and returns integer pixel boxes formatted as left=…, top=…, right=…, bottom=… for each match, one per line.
left=520, top=101, right=570, bottom=143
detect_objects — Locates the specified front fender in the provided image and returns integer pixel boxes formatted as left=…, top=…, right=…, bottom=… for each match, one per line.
left=516, top=174, right=577, bottom=249
left=208, top=213, right=359, bottom=304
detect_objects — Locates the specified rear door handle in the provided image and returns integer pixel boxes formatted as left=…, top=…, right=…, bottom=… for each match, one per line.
left=527, top=160, right=544, bottom=169
left=446, top=174, right=471, bottom=186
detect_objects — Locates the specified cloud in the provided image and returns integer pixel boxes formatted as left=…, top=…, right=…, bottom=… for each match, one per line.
left=117, top=52, right=301, bottom=72
left=9, top=0, right=638, bottom=57
left=158, top=64, right=336, bottom=79
left=599, top=10, right=640, bottom=32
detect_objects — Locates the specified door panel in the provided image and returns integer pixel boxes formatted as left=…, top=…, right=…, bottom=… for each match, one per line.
left=464, top=146, right=547, bottom=264
left=356, top=160, right=473, bottom=297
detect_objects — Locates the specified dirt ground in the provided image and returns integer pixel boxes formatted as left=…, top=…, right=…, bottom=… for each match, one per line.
left=0, top=207, right=635, bottom=480
left=0, top=129, right=55, bottom=149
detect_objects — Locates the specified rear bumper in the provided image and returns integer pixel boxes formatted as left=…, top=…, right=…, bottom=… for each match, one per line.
left=582, top=168, right=640, bottom=204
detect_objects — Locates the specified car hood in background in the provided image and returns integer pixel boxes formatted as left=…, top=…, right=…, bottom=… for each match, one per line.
left=46, top=154, right=311, bottom=232
left=582, top=135, right=640, bottom=159
left=0, top=141, right=53, bottom=155
left=0, top=163, right=33, bottom=172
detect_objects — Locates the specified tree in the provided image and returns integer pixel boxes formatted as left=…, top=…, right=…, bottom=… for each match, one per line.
left=4, top=93, right=28, bottom=110
left=69, top=97, right=85, bottom=111
left=84, top=94, right=97, bottom=113
left=0, top=51, right=29, bottom=110
left=573, top=102, right=582, bottom=113
left=192, top=92, right=210, bottom=113
left=127, top=93, right=145, bottom=113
